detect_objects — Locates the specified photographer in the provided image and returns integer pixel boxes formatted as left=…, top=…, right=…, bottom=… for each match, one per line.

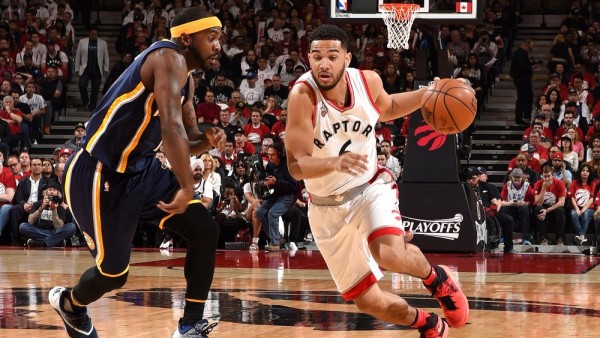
left=255, top=143, right=298, bottom=251
left=19, top=181, right=76, bottom=248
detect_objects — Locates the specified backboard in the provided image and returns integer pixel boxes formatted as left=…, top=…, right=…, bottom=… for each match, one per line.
left=327, top=0, right=482, bottom=24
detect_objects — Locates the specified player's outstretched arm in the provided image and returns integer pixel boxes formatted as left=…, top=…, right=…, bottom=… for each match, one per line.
left=146, top=48, right=194, bottom=212
left=364, top=70, right=429, bottom=122
left=285, top=83, right=368, bottom=180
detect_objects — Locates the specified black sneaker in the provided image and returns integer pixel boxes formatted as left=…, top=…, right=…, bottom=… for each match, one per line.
left=27, top=239, right=46, bottom=248
left=48, top=286, right=97, bottom=337
left=172, top=319, right=218, bottom=338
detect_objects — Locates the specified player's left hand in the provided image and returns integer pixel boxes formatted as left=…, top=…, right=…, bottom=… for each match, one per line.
left=205, top=127, right=227, bottom=151
left=157, top=188, right=193, bottom=214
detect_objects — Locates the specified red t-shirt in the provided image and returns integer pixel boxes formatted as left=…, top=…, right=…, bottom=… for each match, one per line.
left=243, top=123, right=271, bottom=145
left=0, top=166, right=16, bottom=205
left=271, top=121, right=286, bottom=141
left=196, top=102, right=221, bottom=124
left=534, top=177, right=567, bottom=206
left=234, top=141, right=256, bottom=155
left=508, top=156, right=542, bottom=174
left=0, top=108, right=22, bottom=135
left=568, top=180, right=596, bottom=208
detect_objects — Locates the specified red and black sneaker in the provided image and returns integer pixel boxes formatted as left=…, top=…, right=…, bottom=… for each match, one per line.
left=418, top=313, right=449, bottom=338
left=424, top=265, right=469, bottom=328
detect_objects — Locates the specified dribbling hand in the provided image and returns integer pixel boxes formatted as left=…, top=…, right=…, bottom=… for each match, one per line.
left=334, top=152, right=369, bottom=176
left=157, top=188, right=193, bottom=214
left=205, top=127, right=227, bottom=151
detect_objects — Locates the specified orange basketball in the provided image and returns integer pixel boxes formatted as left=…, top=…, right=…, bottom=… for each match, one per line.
left=420, top=78, right=477, bottom=134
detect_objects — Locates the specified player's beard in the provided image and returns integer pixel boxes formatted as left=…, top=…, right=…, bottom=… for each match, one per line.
left=188, top=42, right=213, bottom=72
left=313, top=66, right=346, bottom=91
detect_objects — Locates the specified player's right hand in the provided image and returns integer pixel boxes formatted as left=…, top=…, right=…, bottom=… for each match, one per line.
left=157, top=188, right=193, bottom=214
left=334, top=152, right=369, bottom=176
left=205, top=127, right=227, bottom=151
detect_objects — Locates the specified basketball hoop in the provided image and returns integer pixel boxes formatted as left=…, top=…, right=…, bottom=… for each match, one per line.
left=380, top=3, right=420, bottom=50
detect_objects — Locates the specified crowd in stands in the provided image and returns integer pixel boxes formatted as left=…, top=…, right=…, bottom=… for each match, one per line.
left=4, top=1, right=600, bottom=252
left=474, top=0, right=600, bottom=250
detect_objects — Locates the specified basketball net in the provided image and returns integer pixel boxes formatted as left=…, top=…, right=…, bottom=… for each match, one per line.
left=380, top=4, right=420, bottom=50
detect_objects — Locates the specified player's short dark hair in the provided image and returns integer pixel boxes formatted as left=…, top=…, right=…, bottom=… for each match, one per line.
left=309, top=24, right=348, bottom=51
left=171, top=7, right=212, bottom=28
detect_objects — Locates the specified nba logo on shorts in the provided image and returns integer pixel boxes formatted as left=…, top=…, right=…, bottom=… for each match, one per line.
left=337, top=0, right=348, bottom=11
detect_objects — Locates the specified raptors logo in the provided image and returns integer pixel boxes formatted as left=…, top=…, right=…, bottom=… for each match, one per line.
left=414, top=122, right=447, bottom=151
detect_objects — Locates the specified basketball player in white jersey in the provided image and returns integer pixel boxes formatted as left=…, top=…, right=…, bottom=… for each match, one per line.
left=285, top=25, right=469, bottom=338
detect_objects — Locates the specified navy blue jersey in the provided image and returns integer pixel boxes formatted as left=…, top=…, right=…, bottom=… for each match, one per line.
left=83, top=40, right=193, bottom=173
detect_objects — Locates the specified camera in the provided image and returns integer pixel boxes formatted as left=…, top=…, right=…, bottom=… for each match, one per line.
left=245, top=154, right=272, bottom=199
left=49, top=195, right=60, bottom=204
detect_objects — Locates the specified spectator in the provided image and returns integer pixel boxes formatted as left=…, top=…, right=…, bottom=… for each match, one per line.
left=56, top=148, right=72, bottom=164
left=8, top=156, right=47, bottom=244
left=555, top=106, right=585, bottom=143
left=505, top=152, right=541, bottom=183
left=375, top=120, right=392, bottom=143
left=585, top=115, right=600, bottom=144
left=0, top=95, right=22, bottom=155
left=569, top=164, right=596, bottom=245
left=256, top=144, right=298, bottom=251
left=74, top=27, right=109, bottom=111
left=586, top=145, right=600, bottom=178
left=523, top=115, right=553, bottom=145
left=6, top=154, right=22, bottom=184
left=558, top=92, right=590, bottom=132
left=102, top=52, right=132, bottom=95
left=263, top=74, right=289, bottom=107
left=239, top=71, right=262, bottom=105
left=447, top=29, right=471, bottom=67
left=41, top=158, right=57, bottom=181
left=214, top=179, right=244, bottom=238
left=19, top=180, right=75, bottom=247
left=230, top=101, right=249, bottom=128
left=16, top=40, right=40, bottom=68
left=278, top=58, right=296, bottom=86
left=210, top=72, right=233, bottom=105
left=64, top=122, right=85, bottom=151
left=271, top=109, right=287, bottom=141
left=500, top=168, right=535, bottom=245
left=19, top=81, right=45, bottom=141
left=467, top=167, right=513, bottom=253
left=260, top=96, right=281, bottom=128
left=0, top=152, right=15, bottom=237
left=220, top=140, right=237, bottom=176
left=200, top=153, right=222, bottom=207
left=572, top=73, right=595, bottom=115
left=216, top=104, right=237, bottom=141
left=563, top=126, right=585, bottom=163
left=586, top=134, right=600, bottom=161
left=190, top=158, right=213, bottom=210
left=550, top=151, right=573, bottom=188
left=243, top=162, right=264, bottom=251
left=559, top=133, right=579, bottom=171
left=18, top=152, right=30, bottom=179
left=510, top=39, right=536, bottom=125
left=195, top=90, right=220, bottom=124
left=534, top=164, right=567, bottom=245
left=541, top=73, right=569, bottom=100
left=243, top=110, right=271, bottom=151
left=380, top=139, right=401, bottom=178
left=39, top=66, right=64, bottom=134
left=16, top=53, right=42, bottom=80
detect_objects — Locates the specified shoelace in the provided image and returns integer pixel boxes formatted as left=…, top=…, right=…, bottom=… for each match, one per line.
left=201, top=322, right=218, bottom=336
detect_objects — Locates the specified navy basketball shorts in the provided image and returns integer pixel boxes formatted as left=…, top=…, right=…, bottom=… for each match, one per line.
left=63, top=149, right=179, bottom=277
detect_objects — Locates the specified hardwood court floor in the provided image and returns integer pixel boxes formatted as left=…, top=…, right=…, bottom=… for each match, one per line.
left=1, top=247, right=600, bottom=337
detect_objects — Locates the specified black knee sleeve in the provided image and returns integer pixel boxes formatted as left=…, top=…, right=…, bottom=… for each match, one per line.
left=164, top=202, right=218, bottom=300
left=72, top=266, right=129, bottom=305
left=164, top=202, right=220, bottom=247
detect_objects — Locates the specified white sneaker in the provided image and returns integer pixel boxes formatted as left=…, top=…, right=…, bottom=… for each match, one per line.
left=288, top=242, right=298, bottom=252
left=581, top=235, right=588, bottom=244
left=249, top=243, right=259, bottom=250
left=574, top=235, right=582, bottom=246
left=160, top=238, right=173, bottom=249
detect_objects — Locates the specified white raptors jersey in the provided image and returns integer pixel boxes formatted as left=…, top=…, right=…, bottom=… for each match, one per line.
left=298, top=68, right=379, bottom=197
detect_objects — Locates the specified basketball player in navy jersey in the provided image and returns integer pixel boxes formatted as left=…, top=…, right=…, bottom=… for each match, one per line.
left=48, top=8, right=226, bottom=338
left=285, top=25, right=469, bottom=338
